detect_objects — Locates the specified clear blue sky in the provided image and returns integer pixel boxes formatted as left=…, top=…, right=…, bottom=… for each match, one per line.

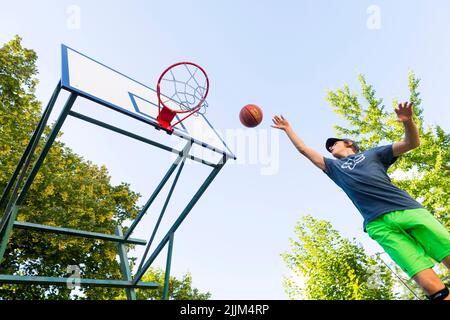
left=1, top=0, right=450, bottom=299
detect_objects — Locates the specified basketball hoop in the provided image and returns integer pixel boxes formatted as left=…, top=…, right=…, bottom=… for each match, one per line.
left=156, top=62, right=209, bottom=131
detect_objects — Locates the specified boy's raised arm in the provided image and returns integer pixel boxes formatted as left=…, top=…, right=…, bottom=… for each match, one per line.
left=272, top=115, right=327, bottom=172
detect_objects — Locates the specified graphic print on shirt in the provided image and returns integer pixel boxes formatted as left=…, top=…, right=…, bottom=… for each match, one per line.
left=341, top=154, right=366, bottom=170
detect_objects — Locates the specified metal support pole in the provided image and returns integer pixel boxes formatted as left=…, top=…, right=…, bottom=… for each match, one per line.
left=124, top=142, right=192, bottom=241
left=137, top=158, right=186, bottom=272
left=0, top=205, right=19, bottom=264
left=68, top=111, right=216, bottom=167
left=0, top=274, right=159, bottom=289
left=0, top=81, right=61, bottom=218
left=16, top=93, right=78, bottom=206
left=115, top=226, right=136, bottom=300
left=0, top=81, right=61, bottom=212
left=13, top=220, right=146, bottom=245
left=162, top=232, right=174, bottom=300
left=0, top=93, right=77, bottom=263
left=375, top=252, right=421, bottom=300
left=132, top=156, right=227, bottom=284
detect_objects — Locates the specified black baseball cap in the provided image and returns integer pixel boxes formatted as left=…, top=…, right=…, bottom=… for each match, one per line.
left=326, top=138, right=360, bottom=153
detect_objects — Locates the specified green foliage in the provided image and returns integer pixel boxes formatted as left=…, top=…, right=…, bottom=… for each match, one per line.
left=116, top=268, right=211, bottom=300
left=282, top=215, right=395, bottom=300
left=0, top=36, right=42, bottom=185
left=0, top=36, right=208, bottom=300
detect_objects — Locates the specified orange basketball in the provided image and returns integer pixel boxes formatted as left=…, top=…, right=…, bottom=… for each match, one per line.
left=239, top=104, right=263, bottom=128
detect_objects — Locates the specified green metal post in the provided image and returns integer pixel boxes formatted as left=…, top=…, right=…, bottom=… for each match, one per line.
left=0, top=274, right=159, bottom=289
left=68, top=111, right=215, bottom=167
left=16, top=93, right=78, bottom=206
left=0, top=205, right=19, bottom=264
left=124, top=142, right=192, bottom=241
left=133, top=156, right=227, bottom=284
left=13, top=221, right=146, bottom=245
left=115, top=226, right=136, bottom=300
left=137, top=157, right=186, bottom=272
left=0, top=93, right=77, bottom=263
left=162, top=232, right=174, bottom=300
left=0, top=81, right=61, bottom=212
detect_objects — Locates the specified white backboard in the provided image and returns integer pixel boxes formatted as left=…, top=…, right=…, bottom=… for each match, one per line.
left=61, top=45, right=235, bottom=161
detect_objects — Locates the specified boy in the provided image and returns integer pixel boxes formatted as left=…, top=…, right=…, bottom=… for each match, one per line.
left=272, top=102, right=450, bottom=300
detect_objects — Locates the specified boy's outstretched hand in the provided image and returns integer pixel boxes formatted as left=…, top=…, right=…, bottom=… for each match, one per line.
left=271, top=115, right=290, bottom=131
left=395, top=101, right=414, bottom=123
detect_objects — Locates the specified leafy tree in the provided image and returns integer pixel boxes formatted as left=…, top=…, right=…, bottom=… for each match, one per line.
left=0, top=36, right=208, bottom=300
left=282, top=215, right=395, bottom=300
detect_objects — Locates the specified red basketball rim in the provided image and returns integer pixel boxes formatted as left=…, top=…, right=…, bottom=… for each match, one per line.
left=156, top=61, right=210, bottom=114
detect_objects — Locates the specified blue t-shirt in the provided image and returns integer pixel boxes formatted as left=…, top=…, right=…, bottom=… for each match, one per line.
left=322, top=144, right=424, bottom=231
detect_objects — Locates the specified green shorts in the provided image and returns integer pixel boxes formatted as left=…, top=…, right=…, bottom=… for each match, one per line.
left=366, top=208, right=450, bottom=278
